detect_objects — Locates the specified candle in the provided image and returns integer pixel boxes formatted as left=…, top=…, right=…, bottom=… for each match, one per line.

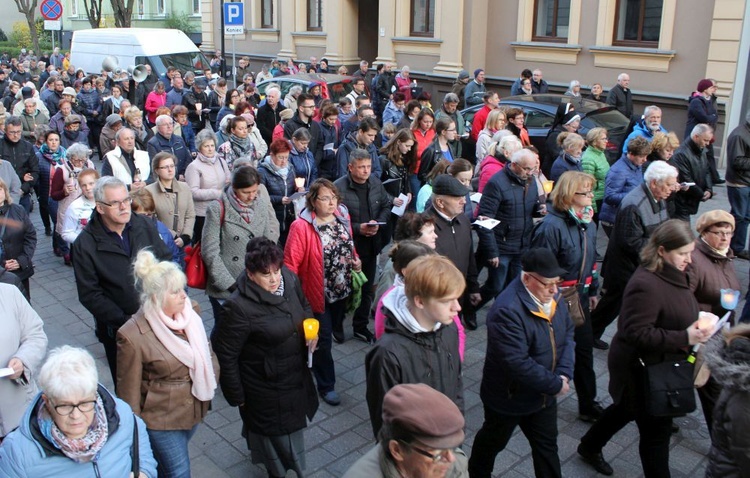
left=303, top=318, right=319, bottom=368
left=542, top=180, right=554, bottom=194
left=720, top=288, right=740, bottom=311
left=295, top=177, right=306, bottom=189
left=697, top=311, right=718, bottom=332
left=195, top=102, right=202, bottom=112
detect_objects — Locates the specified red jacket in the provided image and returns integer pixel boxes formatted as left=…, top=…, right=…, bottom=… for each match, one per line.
left=284, top=205, right=357, bottom=314
left=470, top=105, right=492, bottom=142
left=412, top=128, right=436, bottom=174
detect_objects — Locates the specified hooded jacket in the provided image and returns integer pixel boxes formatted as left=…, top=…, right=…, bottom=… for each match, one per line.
left=622, top=119, right=668, bottom=153
left=365, top=286, right=463, bottom=438
left=258, top=156, right=297, bottom=235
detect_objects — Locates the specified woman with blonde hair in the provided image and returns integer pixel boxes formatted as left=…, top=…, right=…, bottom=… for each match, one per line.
left=123, top=105, right=154, bottom=151
left=117, top=250, right=218, bottom=478
left=645, top=130, right=680, bottom=170
left=550, top=132, right=585, bottom=181
left=581, top=127, right=610, bottom=222
left=476, top=108, right=508, bottom=163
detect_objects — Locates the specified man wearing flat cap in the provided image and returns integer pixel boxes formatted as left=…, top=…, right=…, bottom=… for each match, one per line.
left=345, top=383, right=469, bottom=478
left=424, top=174, right=481, bottom=329
left=469, top=248, right=575, bottom=478
left=182, top=79, right=209, bottom=133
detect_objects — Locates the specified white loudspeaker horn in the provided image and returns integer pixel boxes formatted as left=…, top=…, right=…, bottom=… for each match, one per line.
left=102, top=56, right=119, bottom=73
left=128, top=65, right=149, bottom=83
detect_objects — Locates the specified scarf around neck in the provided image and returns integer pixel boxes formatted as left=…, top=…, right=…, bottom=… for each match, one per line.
left=569, top=206, right=594, bottom=224
left=196, top=151, right=217, bottom=165
left=229, top=134, right=251, bottom=156
left=40, top=143, right=66, bottom=165
left=227, top=186, right=256, bottom=223
left=37, top=394, right=108, bottom=463
left=142, top=301, right=217, bottom=401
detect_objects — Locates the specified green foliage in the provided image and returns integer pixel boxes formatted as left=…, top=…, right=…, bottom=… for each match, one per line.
left=34, top=18, right=52, bottom=44
left=0, top=29, right=7, bottom=42
left=10, top=22, right=31, bottom=48
left=164, top=13, right=197, bottom=35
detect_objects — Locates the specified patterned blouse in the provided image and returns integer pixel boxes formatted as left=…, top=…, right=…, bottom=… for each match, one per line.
left=318, top=219, right=354, bottom=303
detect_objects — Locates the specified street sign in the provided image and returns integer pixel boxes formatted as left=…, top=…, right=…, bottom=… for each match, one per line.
left=40, top=0, right=63, bottom=21
left=223, top=2, right=244, bottom=35
left=44, top=20, right=61, bottom=30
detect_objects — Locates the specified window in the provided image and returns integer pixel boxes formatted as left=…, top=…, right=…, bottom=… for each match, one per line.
left=410, top=0, right=435, bottom=37
left=533, top=0, right=570, bottom=42
left=614, top=0, right=663, bottom=47
left=137, top=0, right=144, bottom=16
left=157, top=0, right=165, bottom=15
left=192, top=0, right=200, bottom=15
left=307, top=0, right=322, bottom=31
left=261, top=0, right=273, bottom=28
left=70, top=0, right=77, bottom=16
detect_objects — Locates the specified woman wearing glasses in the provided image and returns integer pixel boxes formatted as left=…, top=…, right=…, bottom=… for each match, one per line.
left=145, top=152, right=196, bottom=257
left=531, top=171, right=602, bottom=423
left=284, top=178, right=361, bottom=406
left=0, top=346, right=157, bottom=477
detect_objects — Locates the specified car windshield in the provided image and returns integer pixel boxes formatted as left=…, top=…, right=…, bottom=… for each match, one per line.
left=583, top=109, right=629, bottom=132
left=159, top=52, right=211, bottom=76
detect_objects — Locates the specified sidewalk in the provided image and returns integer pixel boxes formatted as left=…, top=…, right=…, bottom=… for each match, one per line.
left=29, top=181, right=741, bottom=477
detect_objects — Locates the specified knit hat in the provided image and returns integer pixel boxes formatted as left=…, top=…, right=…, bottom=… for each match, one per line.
left=696, top=79, right=714, bottom=93
left=105, top=113, right=123, bottom=127
left=63, top=86, right=77, bottom=97
left=382, top=384, right=465, bottom=449
left=696, top=210, right=734, bottom=234
left=279, top=109, right=294, bottom=121
left=473, top=68, right=484, bottom=79
left=457, top=70, right=470, bottom=80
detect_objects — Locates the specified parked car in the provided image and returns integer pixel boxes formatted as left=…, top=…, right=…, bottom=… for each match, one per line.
left=462, top=94, right=631, bottom=163
left=256, top=73, right=355, bottom=104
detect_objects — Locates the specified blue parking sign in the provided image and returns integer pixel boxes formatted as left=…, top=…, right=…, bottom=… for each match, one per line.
left=224, top=2, right=244, bottom=34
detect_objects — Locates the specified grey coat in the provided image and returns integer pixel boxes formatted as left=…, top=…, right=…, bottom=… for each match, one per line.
left=0, top=283, right=47, bottom=437
left=202, top=185, right=279, bottom=298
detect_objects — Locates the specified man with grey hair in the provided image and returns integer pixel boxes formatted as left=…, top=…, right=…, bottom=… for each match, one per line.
left=256, top=85, right=286, bottom=145
left=352, top=60, right=369, bottom=80
left=727, top=111, right=750, bottom=260
left=147, top=114, right=192, bottom=177
left=606, top=72, right=633, bottom=119
left=531, top=69, right=549, bottom=94
left=283, top=84, right=303, bottom=111
left=475, top=149, right=542, bottom=317
left=72, top=176, right=171, bottom=381
left=435, top=92, right=466, bottom=158
left=0, top=116, right=38, bottom=212
left=622, top=105, right=668, bottom=153
left=668, top=123, right=714, bottom=221
left=102, top=128, right=151, bottom=189
left=592, top=160, right=679, bottom=348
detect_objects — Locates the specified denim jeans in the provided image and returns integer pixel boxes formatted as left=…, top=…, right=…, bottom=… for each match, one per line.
left=728, top=186, right=750, bottom=253
left=209, top=297, right=226, bottom=340
left=479, top=254, right=522, bottom=306
left=313, top=298, right=346, bottom=394
left=148, top=425, right=198, bottom=478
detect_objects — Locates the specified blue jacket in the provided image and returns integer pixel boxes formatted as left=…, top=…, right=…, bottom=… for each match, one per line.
left=179, top=121, right=197, bottom=153
left=480, top=277, right=575, bottom=415
left=382, top=101, right=404, bottom=126
left=477, top=166, right=540, bottom=258
left=318, top=120, right=340, bottom=180
left=76, top=88, right=101, bottom=123
left=0, top=385, right=157, bottom=478
left=549, top=153, right=583, bottom=182
left=146, top=133, right=193, bottom=177
left=258, top=157, right=297, bottom=234
left=622, top=119, right=668, bottom=153
left=599, top=154, right=644, bottom=224
left=155, top=218, right=183, bottom=264
left=336, top=132, right=382, bottom=180
left=289, top=146, right=318, bottom=186
left=166, top=87, right=185, bottom=109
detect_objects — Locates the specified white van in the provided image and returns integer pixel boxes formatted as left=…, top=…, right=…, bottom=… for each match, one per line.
left=70, top=28, right=210, bottom=78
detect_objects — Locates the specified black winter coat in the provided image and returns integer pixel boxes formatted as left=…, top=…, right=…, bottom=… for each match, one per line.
left=258, top=160, right=297, bottom=236
left=0, top=137, right=38, bottom=195
left=213, top=269, right=318, bottom=436
left=605, top=83, right=633, bottom=119
left=417, top=140, right=450, bottom=185
left=668, top=138, right=712, bottom=219
left=685, top=94, right=718, bottom=139
left=0, top=203, right=36, bottom=281
left=283, top=113, right=323, bottom=165
left=333, top=174, right=392, bottom=256
left=335, top=132, right=382, bottom=179
left=71, top=211, right=171, bottom=335
left=726, top=120, right=750, bottom=187
left=318, top=120, right=340, bottom=180
left=256, top=103, right=287, bottom=146
left=477, top=166, right=539, bottom=258
left=424, top=205, right=480, bottom=294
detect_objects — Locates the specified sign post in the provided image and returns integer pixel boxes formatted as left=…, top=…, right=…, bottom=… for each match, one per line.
left=223, top=2, right=244, bottom=88
left=40, top=0, right=63, bottom=51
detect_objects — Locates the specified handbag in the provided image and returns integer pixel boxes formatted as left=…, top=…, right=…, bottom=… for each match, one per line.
left=561, top=286, right=585, bottom=327
left=640, top=358, right=696, bottom=417
left=184, top=200, right=225, bottom=290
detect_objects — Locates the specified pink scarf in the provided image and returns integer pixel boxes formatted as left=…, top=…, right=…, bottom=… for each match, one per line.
left=143, top=301, right=217, bottom=401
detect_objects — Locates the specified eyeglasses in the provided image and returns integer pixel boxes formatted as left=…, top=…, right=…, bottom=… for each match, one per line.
left=157, top=164, right=176, bottom=170
left=399, top=440, right=456, bottom=464
left=527, top=273, right=562, bottom=288
left=51, top=399, right=97, bottom=416
left=574, top=191, right=594, bottom=196
left=300, top=104, right=315, bottom=109
left=316, top=196, right=338, bottom=203
left=5, top=129, right=22, bottom=136
left=446, top=128, right=457, bottom=132
left=706, top=230, right=733, bottom=238
left=98, top=196, right=133, bottom=208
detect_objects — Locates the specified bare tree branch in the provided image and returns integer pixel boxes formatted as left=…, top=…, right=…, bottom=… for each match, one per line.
left=82, top=0, right=103, bottom=28
left=110, top=0, right=135, bottom=28
left=12, top=0, right=40, bottom=54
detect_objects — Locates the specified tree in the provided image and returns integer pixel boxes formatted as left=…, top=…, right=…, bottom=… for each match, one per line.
left=110, top=0, right=134, bottom=28
left=12, top=0, right=39, bottom=54
left=83, top=0, right=103, bottom=28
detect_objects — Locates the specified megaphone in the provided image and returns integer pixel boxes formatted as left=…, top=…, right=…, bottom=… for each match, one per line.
left=102, top=56, right=119, bottom=73
left=128, top=65, right=149, bottom=83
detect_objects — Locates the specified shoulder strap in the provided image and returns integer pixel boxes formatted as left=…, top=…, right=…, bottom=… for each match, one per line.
left=131, top=414, right=140, bottom=476
left=219, top=199, right=225, bottom=226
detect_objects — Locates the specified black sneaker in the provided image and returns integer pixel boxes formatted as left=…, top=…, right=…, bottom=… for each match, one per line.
left=353, top=328, right=375, bottom=345
left=579, top=402, right=604, bottom=423
left=593, top=339, right=609, bottom=350
left=332, top=329, right=345, bottom=344
left=577, top=443, right=613, bottom=476
left=463, top=313, right=478, bottom=331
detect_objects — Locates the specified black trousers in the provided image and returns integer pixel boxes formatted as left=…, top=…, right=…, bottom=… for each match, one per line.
left=574, top=300, right=598, bottom=414
left=313, top=298, right=346, bottom=394
left=590, top=282, right=625, bottom=340
left=580, top=392, right=674, bottom=478
left=469, top=403, right=561, bottom=478
left=349, top=253, right=376, bottom=333
left=96, top=322, right=119, bottom=386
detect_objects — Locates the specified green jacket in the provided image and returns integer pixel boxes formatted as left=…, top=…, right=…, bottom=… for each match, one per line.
left=581, top=146, right=609, bottom=209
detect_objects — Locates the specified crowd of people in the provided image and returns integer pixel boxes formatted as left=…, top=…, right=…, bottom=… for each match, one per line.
left=0, top=45, right=749, bottom=478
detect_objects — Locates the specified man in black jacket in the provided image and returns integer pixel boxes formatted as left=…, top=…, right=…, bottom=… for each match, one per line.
left=0, top=117, right=38, bottom=212
left=256, top=86, right=286, bottom=146
left=181, top=80, right=209, bottom=134
left=668, top=123, right=714, bottom=221
left=727, top=111, right=750, bottom=259
left=284, top=93, right=323, bottom=165
left=334, top=149, right=395, bottom=344
left=424, top=175, right=482, bottom=329
left=606, top=73, right=633, bottom=120
left=72, top=176, right=171, bottom=382
left=374, top=62, right=396, bottom=114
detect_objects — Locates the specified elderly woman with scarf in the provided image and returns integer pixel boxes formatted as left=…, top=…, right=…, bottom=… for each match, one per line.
left=259, top=138, right=304, bottom=246
left=117, top=250, right=218, bottom=478
left=36, top=130, right=67, bottom=255
left=124, top=106, right=154, bottom=151
left=217, top=116, right=257, bottom=170
left=101, top=83, right=126, bottom=118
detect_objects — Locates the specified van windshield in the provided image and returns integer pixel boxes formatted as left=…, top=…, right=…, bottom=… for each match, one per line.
left=154, top=52, right=211, bottom=76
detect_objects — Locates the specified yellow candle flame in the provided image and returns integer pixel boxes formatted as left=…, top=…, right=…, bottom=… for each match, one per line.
left=303, top=318, right=319, bottom=340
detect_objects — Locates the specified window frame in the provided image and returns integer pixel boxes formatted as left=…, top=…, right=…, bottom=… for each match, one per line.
left=261, top=0, right=274, bottom=28
left=307, top=0, right=322, bottom=32
left=192, top=0, right=200, bottom=15
left=612, top=0, right=662, bottom=48
left=531, top=0, right=570, bottom=43
left=409, top=0, right=435, bottom=38
left=156, top=0, right=166, bottom=16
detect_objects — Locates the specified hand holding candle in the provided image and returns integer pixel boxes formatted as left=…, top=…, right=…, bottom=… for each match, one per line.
left=303, top=318, right=319, bottom=368
left=295, top=177, right=306, bottom=190
left=542, top=180, right=554, bottom=194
